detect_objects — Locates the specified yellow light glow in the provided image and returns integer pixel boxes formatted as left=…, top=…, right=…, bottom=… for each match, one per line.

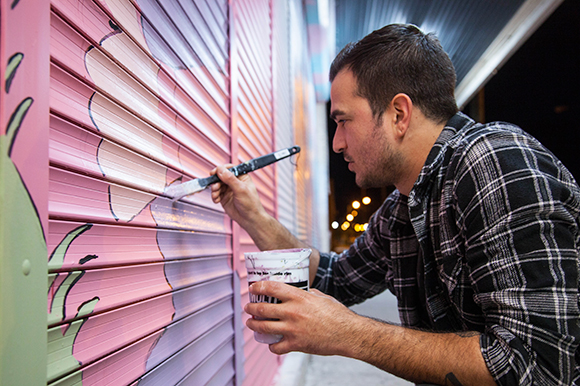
left=341, top=221, right=350, bottom=231
left=346, top=214, right=354, bottom=222
left=362, top=196, right=371, bottom=205
left=352, top=200, right=361, bottom=209
left=351, top=210, right=358, bottom=217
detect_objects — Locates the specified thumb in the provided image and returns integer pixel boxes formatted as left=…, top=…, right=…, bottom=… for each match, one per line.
left=215, top=165, right=246, bottom=190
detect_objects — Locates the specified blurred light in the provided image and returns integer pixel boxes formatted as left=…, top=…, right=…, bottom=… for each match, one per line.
left=341, top=221, right=350, bottom=231
left=362, top=197, right=371, bottom=205
left=363, top=223, right=368, bottom=231
left=355, top=224, right=364, bottom=232
left=352, top=200, right=361, bottom=209
left=346, top=214, right=354, bottom=222
left=331, top=221, right=339, bottom=229
left=351, top=210, right=358, bottom=217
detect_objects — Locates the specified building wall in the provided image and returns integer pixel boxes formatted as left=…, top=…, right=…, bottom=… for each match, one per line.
left=0, top=0, right=329, bottom=385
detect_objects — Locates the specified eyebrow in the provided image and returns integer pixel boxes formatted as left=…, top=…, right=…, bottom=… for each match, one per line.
left=329, top=109, right=346, bottom=121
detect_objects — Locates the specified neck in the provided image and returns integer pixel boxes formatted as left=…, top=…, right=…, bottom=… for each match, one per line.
left=396, top=115, right=446, bottom=196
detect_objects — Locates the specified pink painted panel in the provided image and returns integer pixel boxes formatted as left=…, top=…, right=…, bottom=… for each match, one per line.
left=48, top=220, right=231, bottom=270
left=272, top=0, right=296, bottom=237
left=50, top=5, right=231, bottom=160
left=53, top=0, right=230, bottom=129
left=46, top=0, right=328, bottom=384
left=48, top=167, right=230, bottom=232
left=232, top=0, right=280, bottom=383
left=50, top=113, right=225, bottom=211
left=50, top=61, right=229, bottom=170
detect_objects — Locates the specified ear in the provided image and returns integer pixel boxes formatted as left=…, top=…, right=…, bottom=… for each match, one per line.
left=390, top=93, right=412, bottom=138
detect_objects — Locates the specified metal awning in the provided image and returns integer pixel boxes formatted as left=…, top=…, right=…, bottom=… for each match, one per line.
left=334, top=0, right=564, bottom=108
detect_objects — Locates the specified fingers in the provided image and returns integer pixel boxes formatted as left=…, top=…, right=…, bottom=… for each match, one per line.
left=244, top=282, right=307, bottom=330
left=210, top=164, right=252, bottom=204
left=249, top=281, right=307, bottom=304
left=210, top=165, right=236, bottom=204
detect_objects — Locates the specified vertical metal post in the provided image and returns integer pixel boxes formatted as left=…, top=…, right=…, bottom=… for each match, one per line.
left=0, top=0, right=50, bottom=384
left=228, top=1, right=245, bottom=385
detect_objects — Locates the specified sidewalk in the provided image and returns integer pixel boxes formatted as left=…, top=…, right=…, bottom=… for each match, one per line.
left=274, top=290, right=413, bottom=386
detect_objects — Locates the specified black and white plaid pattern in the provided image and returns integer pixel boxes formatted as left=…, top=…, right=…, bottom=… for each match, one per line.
left=314, top=113, right=580, bottom=385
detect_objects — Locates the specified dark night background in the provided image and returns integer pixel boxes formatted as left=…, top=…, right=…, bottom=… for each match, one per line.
left=327, top=0, right=580, bottom=248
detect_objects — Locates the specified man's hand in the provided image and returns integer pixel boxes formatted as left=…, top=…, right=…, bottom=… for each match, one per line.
left=244, top=281, right=359, bottom=356
left=244, top=281, right=496, bottom=386
left=210, top=165, right=321, bottom=279
left=210, top=165, right=267, bottom=229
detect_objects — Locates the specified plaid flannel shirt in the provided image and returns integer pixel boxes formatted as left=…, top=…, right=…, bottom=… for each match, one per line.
left=314, top=113, right=580, bottom=385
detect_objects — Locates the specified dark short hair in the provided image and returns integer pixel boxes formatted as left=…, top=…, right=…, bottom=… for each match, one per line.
left=330, top=24, right=458, bottom=124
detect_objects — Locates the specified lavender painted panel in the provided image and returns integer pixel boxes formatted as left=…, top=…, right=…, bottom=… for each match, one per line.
left=135, top=320, right=234, bottom=385
left=176, top=343, right=235, bottom=386
left=131, top=0, right=230, bottom=113
left=135, top=297, right=234, bottom=369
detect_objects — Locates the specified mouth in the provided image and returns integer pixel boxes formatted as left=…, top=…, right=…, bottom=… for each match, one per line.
left=345, top=158, right=354, bottom=171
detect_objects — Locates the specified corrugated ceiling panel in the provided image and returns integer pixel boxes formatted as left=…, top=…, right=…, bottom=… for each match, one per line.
left=334, top=0, right=526, bottom=85
left=48, top=0, right=234, bottom=385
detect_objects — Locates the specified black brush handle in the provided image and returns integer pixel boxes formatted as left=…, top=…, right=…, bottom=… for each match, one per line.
left=198, top=146, right=300, bottom=188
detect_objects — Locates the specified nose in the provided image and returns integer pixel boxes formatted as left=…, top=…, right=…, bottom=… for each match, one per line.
left=332, top=126, right=345, bottom=154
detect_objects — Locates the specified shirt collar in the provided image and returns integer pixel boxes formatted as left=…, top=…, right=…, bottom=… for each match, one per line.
left=408, top=112, right=475, bottom=206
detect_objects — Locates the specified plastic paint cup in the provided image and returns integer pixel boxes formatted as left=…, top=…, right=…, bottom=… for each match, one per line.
left=244, top=248, right=311, bottom=344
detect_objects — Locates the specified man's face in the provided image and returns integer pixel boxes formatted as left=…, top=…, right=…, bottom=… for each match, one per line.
left=330, top=69, right=404, bottom=189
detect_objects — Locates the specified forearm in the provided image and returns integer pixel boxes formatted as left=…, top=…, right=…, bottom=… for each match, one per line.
left=342, top=316, right=496, bottom=386
left=210, top=166, right=321, bottom=283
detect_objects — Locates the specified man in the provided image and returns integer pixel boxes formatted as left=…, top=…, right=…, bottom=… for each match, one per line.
left=211, top=24, right=580, bottom=385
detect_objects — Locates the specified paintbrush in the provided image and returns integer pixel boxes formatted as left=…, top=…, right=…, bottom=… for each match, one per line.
left=164, top=146, right=301, bottom=200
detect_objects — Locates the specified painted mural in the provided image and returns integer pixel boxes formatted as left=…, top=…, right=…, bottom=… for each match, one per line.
left=2, top=0, right=326, bottom=385
left=47, top=0, right=234, bottom=384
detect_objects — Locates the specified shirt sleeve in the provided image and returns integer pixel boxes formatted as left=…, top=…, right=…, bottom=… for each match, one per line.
left=312, top=195, right=398, bottom=307
left=454, top=128, right=580, bottom=385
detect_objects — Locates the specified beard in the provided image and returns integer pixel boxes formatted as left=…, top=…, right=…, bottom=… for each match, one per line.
left=353, top=127, right=405, bottom=189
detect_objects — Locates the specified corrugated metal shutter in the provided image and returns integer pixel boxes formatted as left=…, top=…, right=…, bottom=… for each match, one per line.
left=289, top=0, right=317, bottom=246
left=230, top=1, right=283, bottom=385
left=0, top=0, right=325, bottom=384
left=274, top=0, right=298, bottom=236
left=47, top=0, right=235, bottom=385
